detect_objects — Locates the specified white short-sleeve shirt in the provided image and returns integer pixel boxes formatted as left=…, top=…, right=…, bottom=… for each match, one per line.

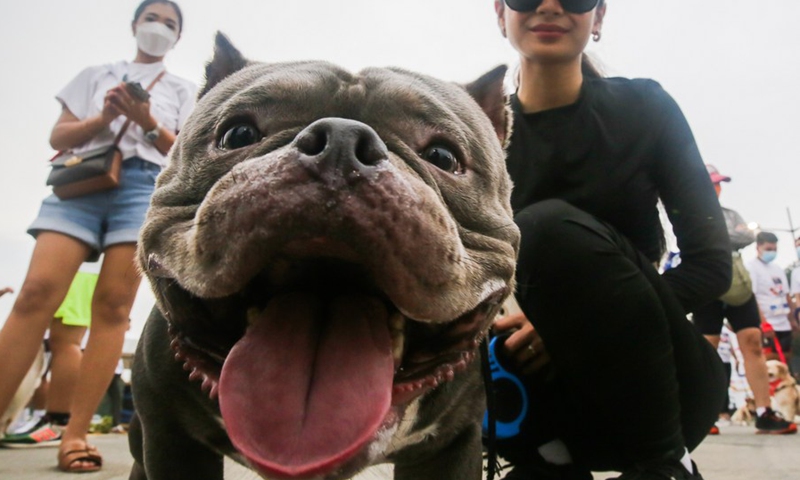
left=56, top=61, right=196, bottom=168
left=746, top=258, right=791, bottom=331
left=790, top=267, right=800, bottom=296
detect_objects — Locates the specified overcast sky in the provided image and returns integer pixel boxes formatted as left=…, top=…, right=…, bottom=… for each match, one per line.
left=1, top=0, right=799, bottom=344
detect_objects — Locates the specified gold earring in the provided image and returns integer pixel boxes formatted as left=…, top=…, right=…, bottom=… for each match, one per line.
left=592, top=31, right=601, bottom=42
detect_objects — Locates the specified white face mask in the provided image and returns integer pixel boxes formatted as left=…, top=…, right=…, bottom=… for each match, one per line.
left=135, top=21, right=178, bottom=57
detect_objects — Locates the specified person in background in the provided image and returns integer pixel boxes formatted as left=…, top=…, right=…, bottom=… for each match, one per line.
left=692, top=166, right=795, bottom=435
left=491, top=1, right=730, bottom=479
left=0, top=0, right=194, bottom=472
left=746, top=232, right=797, bottom=369
left=787, top=237, right=800, bottom=376
left=786, top=237, right=800, bottom=328
left=714, top=325, right=734, bottom=429
left=1, top=271, right=98, bottom=447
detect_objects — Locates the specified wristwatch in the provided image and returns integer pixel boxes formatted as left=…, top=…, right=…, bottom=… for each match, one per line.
left=144, top=123, right=161, bottom=143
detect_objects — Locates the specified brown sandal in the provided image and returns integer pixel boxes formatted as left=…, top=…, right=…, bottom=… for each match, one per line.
left=57, top=443, right=103, bottom=473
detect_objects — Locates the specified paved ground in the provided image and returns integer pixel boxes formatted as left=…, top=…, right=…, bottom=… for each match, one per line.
left=1, top=424, right=799, bottom=479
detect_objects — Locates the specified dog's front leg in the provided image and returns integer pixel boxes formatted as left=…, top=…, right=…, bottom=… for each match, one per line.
left=130, top=311, right=226, bottom=480
left=136, top=419, right=224, bottom=480
left=393, top=423, right=484, bottom=480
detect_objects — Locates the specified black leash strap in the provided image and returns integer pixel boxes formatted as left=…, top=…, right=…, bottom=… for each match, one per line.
left=480, top=337, right=497, bottom=480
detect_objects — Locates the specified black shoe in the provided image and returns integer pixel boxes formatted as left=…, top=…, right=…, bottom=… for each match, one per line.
left=500, top=458, right=592, bottom=480
left=755, top=408, right=797, bottom=434
left=608, top=459, right=702, bottom=480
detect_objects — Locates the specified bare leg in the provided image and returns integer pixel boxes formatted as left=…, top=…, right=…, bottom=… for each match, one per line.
left=47, top=318, right=87, bottom=414
left=60, top=243, right=140, bottom=469
left=30, top=374, right=49, bottom=411
left=736, top=328, right=771, bottom=410
left=0, top=233, right=88, bottom=415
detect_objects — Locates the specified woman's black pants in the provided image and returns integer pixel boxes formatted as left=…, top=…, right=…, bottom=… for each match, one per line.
left=497, top=199, right=726, bottom=471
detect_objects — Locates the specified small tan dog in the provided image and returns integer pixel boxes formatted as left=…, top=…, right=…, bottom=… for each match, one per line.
left=731, top=397, right=756, bottom=426
left=766, top=360, right=800, bottom=422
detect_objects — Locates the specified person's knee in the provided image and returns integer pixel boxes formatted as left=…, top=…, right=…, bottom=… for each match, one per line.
left=91, top=292, right=133, bottom=328
left=12, top=277, right=62, bottom=316
left=515, top=199, right=616, bottom=279
left=515, top=200, right=585, bottom=271
left=514, top=199, right=576, bottom=242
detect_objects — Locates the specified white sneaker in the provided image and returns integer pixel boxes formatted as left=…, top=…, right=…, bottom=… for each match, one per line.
left=8, top=409, right=46, bottom=435
left=715, top=418, right=732, bottom=428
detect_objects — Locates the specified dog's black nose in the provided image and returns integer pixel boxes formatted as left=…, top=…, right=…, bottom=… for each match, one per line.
left=294, top=118, right=388, bottom=174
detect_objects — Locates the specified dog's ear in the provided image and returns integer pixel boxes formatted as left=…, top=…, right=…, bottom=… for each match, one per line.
left=464, top=65, right=511, bottom=148
left=198, top=32, right=249, bottom=99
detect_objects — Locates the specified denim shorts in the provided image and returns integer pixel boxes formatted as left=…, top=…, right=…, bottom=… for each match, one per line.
left=28, top=157, right=161, bottom=260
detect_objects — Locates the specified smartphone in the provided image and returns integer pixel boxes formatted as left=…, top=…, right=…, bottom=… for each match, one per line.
left=497, top=294, right=522, bottom=318
left=125, top=81, right=150, bottom=102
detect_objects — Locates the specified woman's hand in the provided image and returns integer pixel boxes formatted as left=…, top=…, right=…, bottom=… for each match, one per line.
left=101, top=87, right=124, bottom=125
left=492, top=311, right=550, bottom=375
left=105, top=83, right=157, bottom=131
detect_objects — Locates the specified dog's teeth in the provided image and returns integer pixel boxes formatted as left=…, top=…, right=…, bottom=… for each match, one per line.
left=246, top=307, right=262, bottom=327
left=392, top=338, right=405, bottom=366
left=389, top=312, right=405, bottom=365
left=390, top=312, right=405, bottom=332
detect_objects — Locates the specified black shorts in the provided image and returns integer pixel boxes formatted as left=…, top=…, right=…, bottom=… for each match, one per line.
left=763, top=330, right=794, bottom=355
left=693, top=295, right=761, bottom=335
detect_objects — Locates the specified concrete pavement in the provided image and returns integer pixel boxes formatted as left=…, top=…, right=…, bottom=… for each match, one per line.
left=1, top=424, right=798, bottom=479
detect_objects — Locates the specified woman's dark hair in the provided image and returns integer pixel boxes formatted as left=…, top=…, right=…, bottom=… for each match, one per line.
left=581, top=54, right=604, bottom=78
left=581, top=0, right=606, bottom=78
left=134, top=0, right=183, bottom=33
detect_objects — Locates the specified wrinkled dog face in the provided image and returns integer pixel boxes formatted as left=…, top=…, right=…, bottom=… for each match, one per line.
left=138, top=34, right=519, bottom=479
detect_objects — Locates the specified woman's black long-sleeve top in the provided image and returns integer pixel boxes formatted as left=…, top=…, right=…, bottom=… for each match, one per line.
left=506, top=77, right=731, bottom=313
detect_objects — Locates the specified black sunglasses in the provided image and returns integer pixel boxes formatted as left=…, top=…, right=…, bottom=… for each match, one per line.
left=505, top=0, right=599, bottom=14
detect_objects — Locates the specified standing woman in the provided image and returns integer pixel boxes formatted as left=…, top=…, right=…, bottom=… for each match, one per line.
left=491, top=1, right=731, bottom=479
left=0, top=0, right=195, bottom=472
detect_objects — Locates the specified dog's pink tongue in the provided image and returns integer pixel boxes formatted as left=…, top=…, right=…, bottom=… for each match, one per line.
left=219, top=293, right=394, bottom=479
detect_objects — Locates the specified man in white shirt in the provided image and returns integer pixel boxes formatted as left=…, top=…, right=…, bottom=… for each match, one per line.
left=788, top=237, right=800, bottom=307
left=787, top=238, right=800, bottom=374
left=746, top=232, right=798, bottom=364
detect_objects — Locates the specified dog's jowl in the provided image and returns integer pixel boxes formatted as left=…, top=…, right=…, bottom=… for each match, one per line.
left=129, top=33, right=519, bottom=480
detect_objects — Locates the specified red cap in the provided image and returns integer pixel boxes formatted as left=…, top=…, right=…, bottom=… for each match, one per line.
left=706, top=164, right=731, bottom=184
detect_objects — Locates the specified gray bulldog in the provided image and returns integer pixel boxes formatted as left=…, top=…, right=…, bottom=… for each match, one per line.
left=129, top=33, right=519, bottom=480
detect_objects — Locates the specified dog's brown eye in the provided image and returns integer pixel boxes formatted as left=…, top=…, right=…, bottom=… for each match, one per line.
left=420, top=145, right=461, bottom=174
left=219, top=124, right=262, bottom=150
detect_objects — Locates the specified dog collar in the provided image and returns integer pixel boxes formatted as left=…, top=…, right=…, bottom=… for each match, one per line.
left=769, top=378, right=786, bottom=396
